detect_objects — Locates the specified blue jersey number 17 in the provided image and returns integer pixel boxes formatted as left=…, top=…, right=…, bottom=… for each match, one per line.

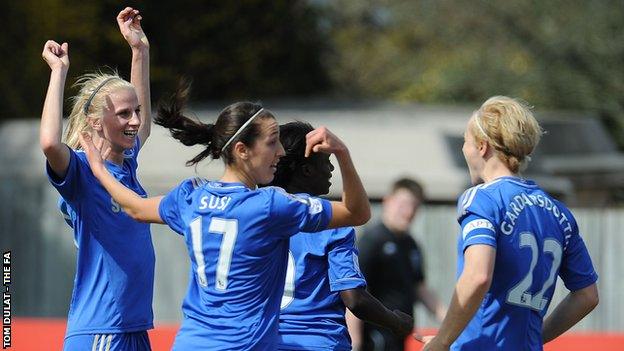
left=190, top=217, right=239, bottom=291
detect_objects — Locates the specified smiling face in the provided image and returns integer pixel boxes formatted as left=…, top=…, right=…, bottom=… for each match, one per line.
left=100, top=87, right=141, bottom=152
left=245, top=117, right=285, bottom=185
left=303, top=152, right=334, bottom=196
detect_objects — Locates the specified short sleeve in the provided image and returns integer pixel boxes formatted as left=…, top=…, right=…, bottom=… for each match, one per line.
left=159, top=178, right=197, bottom=235
left=46, top=147, right=84, bottom=202
left=267, top=188, right=332, bottom=237
left=457, top=187, right=498, bottom=251
left=558, top=209, right=598, bottom=291
left=327, top=227, right=367, bottom=292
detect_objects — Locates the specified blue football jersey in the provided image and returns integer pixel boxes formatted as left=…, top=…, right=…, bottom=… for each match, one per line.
left=278, top=226, right=366, bottom=350
left=46, top=140, right=155, bottom=337
left=453, top=176, right=598, bottom=350
left=158, top=180, right=332, bottom=350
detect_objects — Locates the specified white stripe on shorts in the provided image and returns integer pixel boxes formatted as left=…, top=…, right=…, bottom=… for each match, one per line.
left=92, top=335, right=100, bottom=351
left=98, top=334, right=108, bottom=351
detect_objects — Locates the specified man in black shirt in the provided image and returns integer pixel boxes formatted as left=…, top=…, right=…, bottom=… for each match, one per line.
left=349, top=178, right=447, bottom=351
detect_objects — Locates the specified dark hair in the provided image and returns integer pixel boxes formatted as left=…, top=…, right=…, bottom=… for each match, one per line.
left=391, top=177, right=425, bottom=202
left=271, top=121, right=314, bottom=188
left=155, top=83, right=273, bottom=166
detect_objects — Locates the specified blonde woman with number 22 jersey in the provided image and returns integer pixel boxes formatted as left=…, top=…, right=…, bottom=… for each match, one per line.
left=423, top=96, right=599, bottom=351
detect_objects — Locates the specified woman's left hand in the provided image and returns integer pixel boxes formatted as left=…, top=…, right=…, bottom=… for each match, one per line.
left=305, top=126, right=348, bottom=158
left=117, top=7, right=149, bottom=49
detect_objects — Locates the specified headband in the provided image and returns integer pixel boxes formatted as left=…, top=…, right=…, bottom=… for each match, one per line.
left=474, top=115, right=488, bottom=139
left=474, top=114, right=525, bottom=160
left=83, top=77, right=117, bottom=115
left=220, top=108, right=265, bottom=152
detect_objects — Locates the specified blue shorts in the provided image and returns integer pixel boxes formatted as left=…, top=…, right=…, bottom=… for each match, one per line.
left=63, top=331, right=151, bottom=351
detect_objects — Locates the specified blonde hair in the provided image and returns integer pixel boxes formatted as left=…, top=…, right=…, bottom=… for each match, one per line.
left=64, top=71, right=134, bottom=149
left=470, top=96, right=543, bottom=173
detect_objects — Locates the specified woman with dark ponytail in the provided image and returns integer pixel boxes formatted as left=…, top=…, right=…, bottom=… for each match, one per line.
left=78, top=84, right=371, bottom=350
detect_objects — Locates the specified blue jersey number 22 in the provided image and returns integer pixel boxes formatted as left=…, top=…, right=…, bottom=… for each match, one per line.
left=506, top=231, right=562, bottom=311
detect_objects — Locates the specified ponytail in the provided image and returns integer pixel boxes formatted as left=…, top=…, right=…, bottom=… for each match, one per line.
left=156, top=81, right=274, bottom=167
left=155, top=83, right=218, bottom=166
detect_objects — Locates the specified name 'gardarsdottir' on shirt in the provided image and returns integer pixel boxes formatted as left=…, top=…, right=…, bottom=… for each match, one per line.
left=499, top=192, right=573, bottom=241
left=453, top=176, right=598, bottom=351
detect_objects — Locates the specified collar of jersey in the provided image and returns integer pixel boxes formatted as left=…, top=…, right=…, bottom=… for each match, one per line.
left=76, top=149, right=129, bottom=173
left=496, top=176, right=537, bottom=187
left=103, top=158, right=127, bottom=174
left=208, top=181, right=252, bottom=190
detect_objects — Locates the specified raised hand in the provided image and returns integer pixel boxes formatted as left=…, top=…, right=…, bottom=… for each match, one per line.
left=42, top=40, right=69, bottom=71
left=117, top=7, right=148, bottom=49
left=305, top=126, right=348, bottom=157
left=78, top=132, right=111, bottom=176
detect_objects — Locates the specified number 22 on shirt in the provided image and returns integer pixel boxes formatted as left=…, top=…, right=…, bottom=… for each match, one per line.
left=506, top=231, right=562, bottom=312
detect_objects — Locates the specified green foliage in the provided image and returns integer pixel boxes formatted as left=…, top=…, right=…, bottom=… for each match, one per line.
left=321, top=0, right=624, bottom=147
left=1, top=0, right=328, bottom=120
left=142, top=0, right=329, bottom=101
left=4, top=0, right=624, bottom=148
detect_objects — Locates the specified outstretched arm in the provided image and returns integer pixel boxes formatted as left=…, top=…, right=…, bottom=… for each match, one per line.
left=117, top=7, right=151, bottom=147
left=542, top=283, right=599, bottom=344
left=415, top=283, right=447, bottom=322
left=341, top=288, right=413, bottom=338
left=423, top=245, right=495, bottom=351
left=79, top=132, right=164, bottom=223
left=305, top=127, right=371, bottom=228
left=40, top=40, right=71, bottom=178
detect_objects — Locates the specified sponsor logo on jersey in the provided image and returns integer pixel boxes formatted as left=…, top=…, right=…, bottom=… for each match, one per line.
left=308, top=198, right=323, bottom=215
